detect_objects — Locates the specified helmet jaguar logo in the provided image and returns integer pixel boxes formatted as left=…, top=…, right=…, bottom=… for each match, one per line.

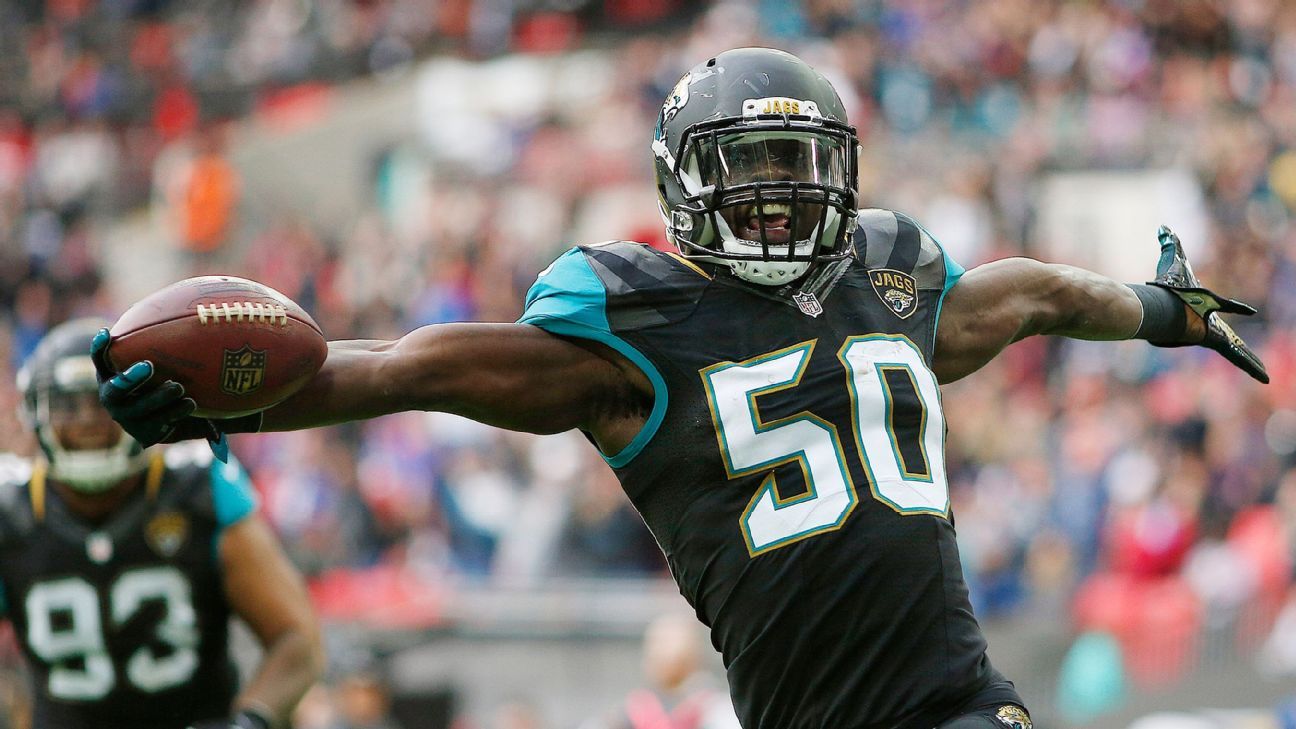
left=656, top=72, right=692, bottom=138
left=995, top=705, right=1032, bottom=729
left=869, top=269, right=918, bottom=319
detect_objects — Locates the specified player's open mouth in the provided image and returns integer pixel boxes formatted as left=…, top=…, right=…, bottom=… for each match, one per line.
left=733, top=203, right=795, bottom=245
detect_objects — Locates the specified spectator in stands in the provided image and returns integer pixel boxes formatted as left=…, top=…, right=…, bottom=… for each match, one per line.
left=330, top=668, right=404, bottom=729
left=170, top=123, right=240, bottom=273
left=580, top=613, right=739, bottom=729
left=486, top=697, right=548, bottom=729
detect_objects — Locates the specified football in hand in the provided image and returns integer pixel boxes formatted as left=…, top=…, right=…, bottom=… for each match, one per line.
left=106, top=276, right=327, bottom=418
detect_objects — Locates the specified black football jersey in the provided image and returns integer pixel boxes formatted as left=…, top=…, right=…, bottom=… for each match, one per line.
left=520, top=209, right=1021, bottom=729
left=0, top=443, right=258, bottom=729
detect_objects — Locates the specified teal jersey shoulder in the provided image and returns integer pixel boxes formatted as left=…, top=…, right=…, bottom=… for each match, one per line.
left=162, top=442, right=257, bottom=530
left=519, top=242, right=711, bottom=467
left=209, top=455, right=257, bottom=529
left=519, top=246, right=612, bottom=337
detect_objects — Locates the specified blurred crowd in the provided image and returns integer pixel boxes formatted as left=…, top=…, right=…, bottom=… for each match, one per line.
left=3, top=0, right=1296, bottom=721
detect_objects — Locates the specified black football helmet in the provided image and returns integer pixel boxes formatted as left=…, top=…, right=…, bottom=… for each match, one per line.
left=652, top=47, right=859, bottom=286
left=17, top=318, right=150, bottom=492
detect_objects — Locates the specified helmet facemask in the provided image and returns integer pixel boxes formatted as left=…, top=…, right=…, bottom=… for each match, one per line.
left=658, top=110, right=858, bottom=286
left=19, top=355, right=148, bottom=494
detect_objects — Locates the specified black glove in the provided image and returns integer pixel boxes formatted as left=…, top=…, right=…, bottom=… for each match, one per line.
left=186, top=708, right=273, bottom=729
left=91, top=328, right=260, bottom=461
left=1148, top=225, right=1269, bottom=384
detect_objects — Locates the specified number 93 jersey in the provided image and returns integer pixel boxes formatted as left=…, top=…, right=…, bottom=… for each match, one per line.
left=0, top=443, right=255, bottom=729
left=521, top=210, right=1022, bottom=729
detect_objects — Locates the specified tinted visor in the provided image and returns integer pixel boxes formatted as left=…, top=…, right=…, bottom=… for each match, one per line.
left=689, top=131, right=849, bottom=189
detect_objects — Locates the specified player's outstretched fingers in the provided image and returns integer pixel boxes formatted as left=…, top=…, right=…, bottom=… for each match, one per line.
left=1206, top=315, right=1270, bottom=384
left=103, top=361, right=157, bottom=397
left=1211, top=294, right=1258, bottom=317
left=154, top=395, right=198, bottom=423
left=90, top=328, right=115, bottom=381
left=110, top=380, right=188, bottom=418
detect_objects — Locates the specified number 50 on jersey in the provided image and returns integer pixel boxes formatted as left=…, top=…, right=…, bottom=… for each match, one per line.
left=702, top=334, right=949, bottom=556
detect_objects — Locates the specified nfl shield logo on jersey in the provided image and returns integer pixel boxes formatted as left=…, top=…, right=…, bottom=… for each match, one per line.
left=869, top=268, right=917, bottom=319
left=792, top=290, right=823, bottom=318
left=146, top=511, right=190, bottom=558
left=221, top=345, right=266, bottom=396
left=86, top=532, right=113, bottom=563
left=995, top=705, right=1032, bottom=729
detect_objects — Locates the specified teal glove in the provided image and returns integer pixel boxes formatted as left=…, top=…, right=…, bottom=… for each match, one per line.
left=1148, top=226, right=1269, bottom=384
left=90, top=329, right=259, bottom=461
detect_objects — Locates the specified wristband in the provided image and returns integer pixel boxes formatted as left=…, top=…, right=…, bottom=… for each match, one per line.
left=1127, top=283, right=1188, bottom=343
left=218, top=412, right=264, bottom=435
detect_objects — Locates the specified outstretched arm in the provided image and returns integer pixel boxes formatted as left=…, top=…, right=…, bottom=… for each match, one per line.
left=260, top=323, right=650, bottom=450
left=934, top=226, right=1266, bottom=384
left=95, top=322, right=652, bottom=456
left=933, top=258, right=1188, bottom=382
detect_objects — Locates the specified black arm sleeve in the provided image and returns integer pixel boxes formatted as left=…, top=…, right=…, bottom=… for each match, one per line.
left=1126, top=283, right=1187, bottom=343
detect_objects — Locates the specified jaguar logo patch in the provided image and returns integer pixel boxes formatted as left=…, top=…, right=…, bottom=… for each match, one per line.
left=995, top=705, right=1032, bottom=729
left=656, top=72, right=691, bottom=139
left=146, top=511, right=189, bottom=558
left=221, top=345, right=266, bottom=396
left=869, top=268, right=917, bottom=319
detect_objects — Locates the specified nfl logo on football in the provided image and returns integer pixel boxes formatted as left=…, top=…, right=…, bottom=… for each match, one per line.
left=221, top=345, right=266, bottom=396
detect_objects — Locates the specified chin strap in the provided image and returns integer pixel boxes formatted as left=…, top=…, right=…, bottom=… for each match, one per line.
left=30, top=462, right=46, bottom=522
left=785, top=254, right=853, bottom=301
left=145, top=452, right=165, bottom=500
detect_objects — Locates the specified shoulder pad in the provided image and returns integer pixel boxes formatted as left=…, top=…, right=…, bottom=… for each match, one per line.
left=581, top=241, right=710, bottom=330
left=154, top=443, right=217, bottom=511
left=854, top=209, right=960, bottom=291
left=522, top=242, right=709, bottom=334
left=162, top=441, right=215, bottom=473
left=155, top=445, right=256, bottom=528
left=0, top=455, right=35, bottom=542
left=0, top=454, right=32, bottom=489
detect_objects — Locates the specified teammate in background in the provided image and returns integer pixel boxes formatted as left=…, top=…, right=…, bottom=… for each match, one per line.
left=6, top=319, right=323, bottom=729
left=96, top=48, right=1268, bottom=728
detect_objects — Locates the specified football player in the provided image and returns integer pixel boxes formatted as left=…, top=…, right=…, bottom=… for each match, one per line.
left=7, top=318, right=323, bottom=729
left=96, top=48, right=1267, bottom=729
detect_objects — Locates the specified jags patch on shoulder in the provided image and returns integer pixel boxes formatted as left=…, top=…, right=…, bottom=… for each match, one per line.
left=868, top=268, right=917, bottom=319
left=995, top=705, right=1032, bottom=729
